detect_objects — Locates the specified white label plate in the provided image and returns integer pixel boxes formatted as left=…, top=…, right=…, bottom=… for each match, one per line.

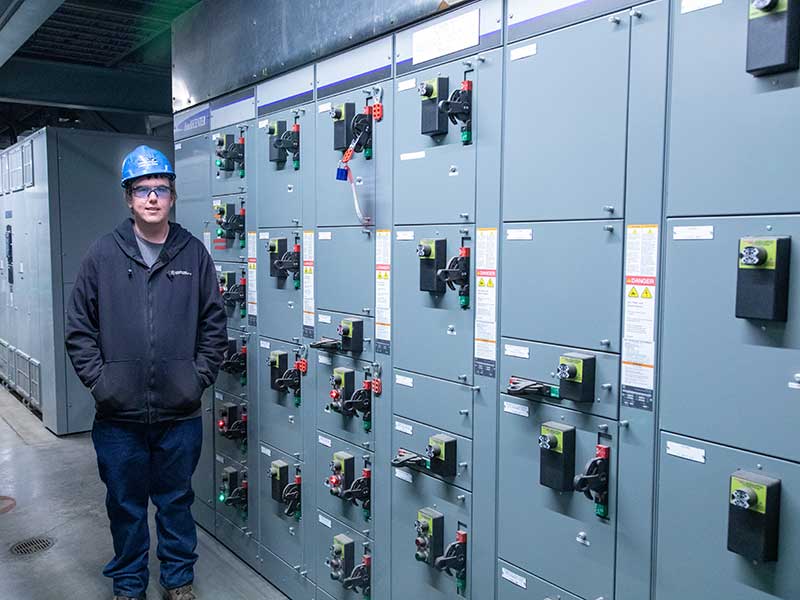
left=673, top=225, right=714, bottom=240
left=666, top=440, right=706, bottom=464
left=506, top=228, right=533, bottom=241
left=395, top=374, right=414, bottom=388
left=215, top=454, right=224, bottom=464
left=318, top=102, right=332, bottom=113
left=396, top=231, right=415, bottom=241
left=398, top=78, right=417, bottom=91
left=681, top=0, right=722, bottom=13
left=318, top=435, right=332, bottom=447
left=318, top=514, right=332, bottom=528
left=318, top=314, right=332, bottom=324
left=501, top=567, right=527, bottom=589
left=503, top=344, right=530, bottom=359
left=318, top=354, right=332, bottom=365
left=510, top=43, right=537, bottom=62
left=259, top=340, right=270, bottom=349
left=394, top=468, right=413, bottom=483
left=259, top=231, right=270, bottom=239
left=260, top=445, right=272, bottom=456
left=503, top=401, right=529, bottom=418
left=395, top=421, right=413, bottom=435
left=318, top=231, right=332, bottom=240
left=400, top=151, right=426, bottom=161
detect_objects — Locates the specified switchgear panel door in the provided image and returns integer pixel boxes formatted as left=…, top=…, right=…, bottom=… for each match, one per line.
left=258, top=443, right=303, bottom=568
left=667, top=0, right=800, bottom=217
left=315, top=90, right=377, bottom=227
left=315, top=435, right=373, bottom=532
left=258, top=337, right=304, bottom=459
left=657, top=433, right=800, bottom=599
left=315, top=512, right=370, bottom=600
left=210, top=194, right=248, bottom=264
left=499, top=338, right=620, bottom=420
left=497, top=561, right=581, bottom=600
left=174, top=134, right=211, bottom=240
left=393, top=225, right=475, bottom=383
left=391, top=470, right=472, bottom=599
left=211, top=125, right=250, bottom=197
left=392, top=416, right=472, bottom=491
left=661, top=216, right=800, bottom=463
left=314, top=312, right=375, bottom=363
left=256, top=229, right=303, bottom=344
left=501, top=221, right=623, bottom=352
left=393, top=370, right=474, bottom=439
left=192, top=388, right=216, bottom=531
left=217, top=261, right=248, bottom=331
left=214, top=390, right=247, bottom=464
left=314, top=227, right=375, bottom=315
left=503, top=13, right=629, bottom=222
left=497, top=398, right=617, bottom=600
left=316, top=354, right=374, bottom=448
left=257, top=106, right=311, bottom=228
left=393, top=60, right=480, bottom=225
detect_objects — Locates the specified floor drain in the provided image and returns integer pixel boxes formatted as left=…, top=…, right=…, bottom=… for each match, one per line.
left=0, top=496, right=15, bottom=514
left=10, top=536, right=54, bottom=556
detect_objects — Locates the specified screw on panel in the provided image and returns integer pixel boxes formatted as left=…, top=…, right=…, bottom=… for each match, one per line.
left=630, top=9, right=643, bottom=18
left=603, top=225, right=615, bottom=232
left=609, top=15, right=621, bottom=24
left=598, top=424, right=609, bottom=432
left=601, top=383, right=613, bottom=390
left=600, top=339, right=611, bottom=346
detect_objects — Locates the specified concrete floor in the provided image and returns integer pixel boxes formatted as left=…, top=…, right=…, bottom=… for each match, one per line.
left=0, top=387, right=286, bottom=600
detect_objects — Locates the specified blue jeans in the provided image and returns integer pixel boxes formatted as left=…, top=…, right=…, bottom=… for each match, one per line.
left=92, top=417, right=203, bottom=597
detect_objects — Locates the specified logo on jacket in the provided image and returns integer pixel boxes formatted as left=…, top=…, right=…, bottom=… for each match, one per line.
left=168, top=270, right=192, bottom=277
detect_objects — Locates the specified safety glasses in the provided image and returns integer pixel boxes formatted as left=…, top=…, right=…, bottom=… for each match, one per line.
left=131, top=185, right=171, bottom=199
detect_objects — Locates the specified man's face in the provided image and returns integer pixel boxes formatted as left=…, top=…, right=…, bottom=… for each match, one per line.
left=126, top=175, right=174, bottom=226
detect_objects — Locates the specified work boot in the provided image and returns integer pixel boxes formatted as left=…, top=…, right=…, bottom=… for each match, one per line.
left=164, top=584, right=197, bottom=600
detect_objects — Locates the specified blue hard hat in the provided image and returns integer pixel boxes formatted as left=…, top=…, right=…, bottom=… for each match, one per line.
left=120, top=145, right=175, bottom=187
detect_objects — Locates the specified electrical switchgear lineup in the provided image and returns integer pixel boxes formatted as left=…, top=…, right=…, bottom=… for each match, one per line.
left=171, top=0, right=800, bottom=598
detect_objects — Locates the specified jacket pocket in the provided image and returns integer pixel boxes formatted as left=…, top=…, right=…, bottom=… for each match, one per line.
left=91, top=360, right=145, bottom=416
left=155, top=359, right=203, bottom=413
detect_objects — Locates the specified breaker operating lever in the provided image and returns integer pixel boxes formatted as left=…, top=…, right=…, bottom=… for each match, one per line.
left=342, top=555, right=371, bottom=595
left=391, top=449, right=428, bottom=469
left=342, top=468, right=371, bottom=512
left=282, top=475, right=302, bottom=517
left=574, top=445, right=611, bottom=517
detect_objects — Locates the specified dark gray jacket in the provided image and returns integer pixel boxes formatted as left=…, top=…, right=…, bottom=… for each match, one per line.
left=66, top=218, right=227, bottom=422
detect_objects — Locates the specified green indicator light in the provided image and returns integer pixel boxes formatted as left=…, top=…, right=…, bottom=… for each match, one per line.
left=216, top=228, right=224, bottom=236
left=241, top=375, right=247, bottom=386
left=459, top=295, right=469, bottom=309
left=363, top=420, right=371, bottom=433
left=240, top=239, right=246, bottom=249
left=461, top=130, right=472, bottom=143
left=239, top=169, right=245, bottom=178
left=456, top=578, right=466, bottom=594
left=294, top=279, right=301, bottom=290
left=215, top=159, right=222, bottom=167
left=292, top=159, right=300, bottom=170
left=425, top=458, right=431, bottom=470
left=363, top=508, right=371, bottom=521
left=218, top=492, right=226, bottom=503
left=294, top=510, right=301, bottom=521
left=240, top=307, right=246, bottom=318
left=595, top=503, right=608, bottom=518
left=550, top=387, right=560, bottom=398
left=294, top=395, right=301, bottom=408
left=364, top=147, right=373, bottom=160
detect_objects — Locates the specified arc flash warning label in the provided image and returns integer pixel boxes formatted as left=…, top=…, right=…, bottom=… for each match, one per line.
left=622, top=225, right=658, bottom=411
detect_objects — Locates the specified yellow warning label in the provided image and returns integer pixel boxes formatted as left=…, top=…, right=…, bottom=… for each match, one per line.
left=642, top=287, right=652, bottom=299
left=628, top=287, right=638, bottom=298
left=479, top=278, right=486, bottom=287
left=488, top=279, right=494, bottom=288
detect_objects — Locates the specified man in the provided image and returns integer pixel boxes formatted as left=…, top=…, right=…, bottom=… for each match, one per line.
left=65, top=145, right=228, bottom=600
